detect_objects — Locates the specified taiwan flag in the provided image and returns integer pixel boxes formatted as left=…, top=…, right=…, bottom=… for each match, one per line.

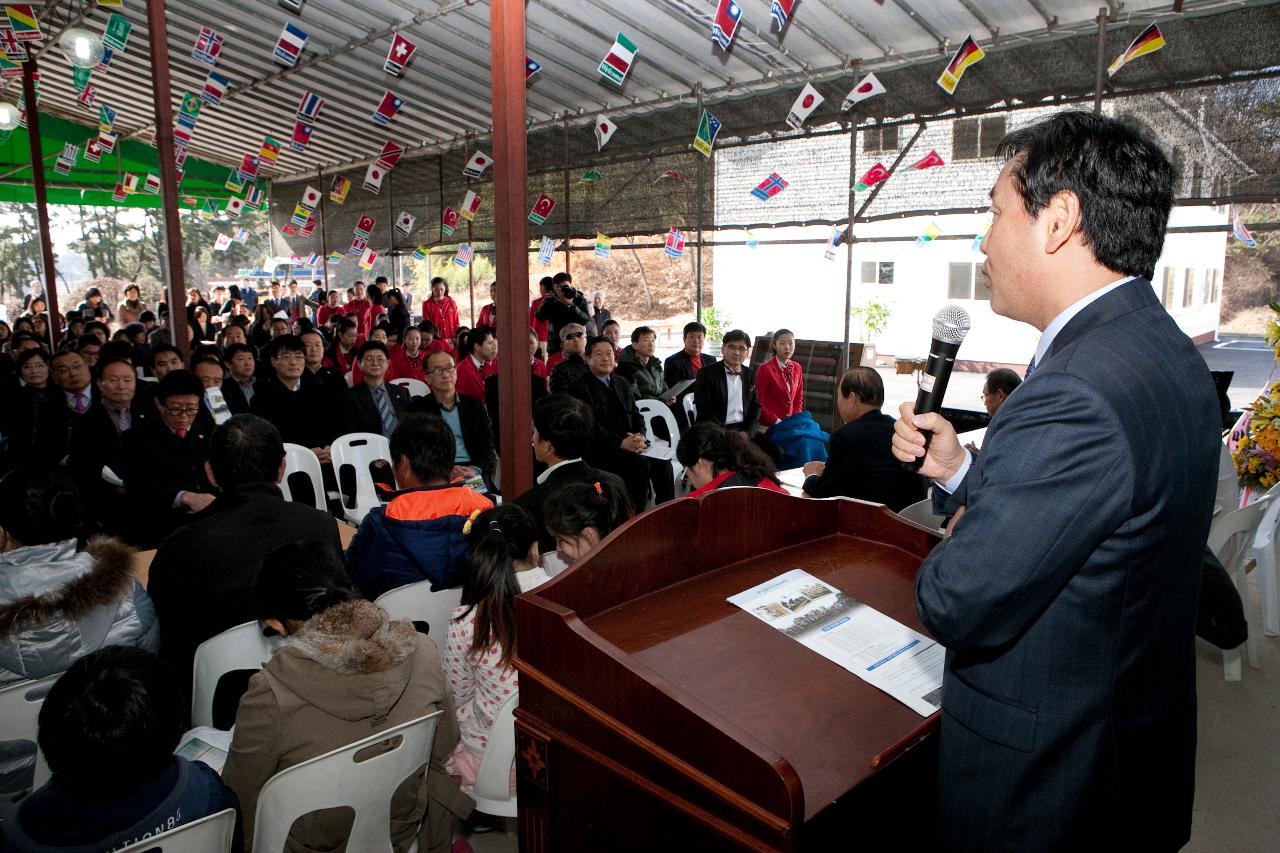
left=372, top=91, right=405, bottom=126
left=711, top=0, right=741, bottom=51
left=290, top=121, right=312, bottom=152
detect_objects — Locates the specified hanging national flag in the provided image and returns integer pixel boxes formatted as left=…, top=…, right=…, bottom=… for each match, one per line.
left=259, top=137, right=280, bottom=163
left=855, top=163, right=891, bottom=191
left=98, top=103, right=116, bottom=133
left=770, top=0, right=795, bottom=31
left=750, top=172, right=788, bottom=201
left=580, top=169, right=602, bottom=182
left=177, top=91, right=202, bottom=128
left=77, top=84, right=97, bottom=110
left=693, top=109, right=721, bottom=157
left=745, top=230, right=758, bottom=249
left=233, top=228, right=249, bottom=242
left=1107, top=22, right=1166, bottom=77
left=246, top=185, right=264, bottom=208
left=916, top=223, right=941, bottom=246
left=202, top=71, right=229, bottom=106
left=824, top=225, right=845, bottom=261
left=279, top=0, right=306, bottom=13
left=395, top=211, right=415, bottom=236
left=363, top=162, right=386, bottom=193
left=330, top=175, right=350, bottom=203
left=462, top=151, right=492, bottom=179
left=1232, top=207, right=1258, bottom=249
left=173, top=147, right=189, bottom=173
left=54, top=143, right=77, bottom=175
left=3, top=5, right=39, bottom=42
left=459, top=190, right=482, bottom=221
left=910, top=150, right=946, bottom=171
left=372, top=90, right=405, bottom=126
left=290, top=204, right=310, bottom=228
left=214, top=233, right=233, bottom=251
left=654, top=170, right=686, bottom=184
left=238, top=154, right=260, bottom=182
left=598, top=32, right=637, bottom=87
left=538, top=235, right=556, bottom=265
left=376, top=140, right=404, bottom=170
left=841, top=73, right=885, bottom=111
left=98, top=0, right=125, bottom=7
left=274, top=22, right=307, bottom=67
left=145, top=174, right=162, bottom=193
left=0, top=51, right=20, bottom=79
left=453, top=243, right=473, bottom=268
left=97, top=130, right=117, bottom=154
left=412, top=245, right=428, bottom=261
left=937, top=35, right=985, bottom=95
left=441, top=207, right=459, bottom=237
left=84, top=137, right=103, bottom=163
left=102, top=14, right=132, bottom=52
left=328, top=251, right=344, bottom=263
left=528, top=193, right=556, bottom=226
left=711, top=0, right=742, bottom=51
left=354, top=215, right=376, bottom=237
left=201, top=199, right=218, bottom=219
left=971, top=221, right=991, bottom=253
left=282, top=223, right=299, bottom=236
left=786, top=83, right=824, bottom=130
left=664, top=227, right=686, bottom=258
left=225, top=197, right=244, bottom=218
left=305, top=252, right=321, bottom=268
left=95, top=46, right=113, bottom=72
left=290, top=121, right=312, bottom=152
left=383, top=33, right=417, bottom=76
left=0, top=26, right=26, bottom=60
left=123, top=173, right=139, bottom=193
left=594, top=233, right=612, bottom=258
left=172, top=123, right=192, bottom=150
left=192, top=26, right=223, bottom=65
left=594, top=115, right=617, bottom=150
left=72, top=66, right=92, bottom=91
left=296, top=90, right=323, bottom=124
left=300, top=217, right=316, bottom=237
left=525, top=56, right=541, bottom=80
left=300, top=185, right=321, bottom=209
left=225, top=171, right=245, bottom=196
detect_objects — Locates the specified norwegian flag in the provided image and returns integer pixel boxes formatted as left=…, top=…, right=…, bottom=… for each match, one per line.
left=192, top=26, right=223, bottom=65
left=383, top=33, right=417, bottom=76
left=528, top=193, right=556, bottom=226
left=330, top=176, right=350, bottom=203
left=300, top=185, right=321, bottom=209
left=354, top=215, right=376, bottom=237
left=225, top=197, right=244, bottom=218
left=77, top=84, right=97, bottom=110
left=372, top=91, right=405, bottom=126
left=525, top=56, right=541, bottom=80
left=462, top=151, right=491, bottom=179
left=290, top=121, right=312, bottom=152
left=274, top=22, right=307, bottom=67
left=711, top=1, right=742, bottom=51
left=375, top=139, right=404, bottom=170
left=350, top=234, right=368, bottom=255
left=453, top=243, right=473, bottom=268
left=770, top=0, right=795, bottom=31
left=749, top=172, right=788, bottom=201
left=296, top=91, right=323, bottom=124
left=441, top=207, right=458, bottom=237
left=202, top=71, right=229, bottom=106
left=664, top=228, right=686, bottom=258
left=460, top=190, right=482, bottom=221
left=395, top=211, right=415, bottom=236
left=145, top=174, right=161, bottom=193
left=363, top=162, right=386, bottom=193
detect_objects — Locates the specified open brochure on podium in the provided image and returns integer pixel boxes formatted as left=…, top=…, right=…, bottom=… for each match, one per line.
left=728, top=568, right=944, bottom=716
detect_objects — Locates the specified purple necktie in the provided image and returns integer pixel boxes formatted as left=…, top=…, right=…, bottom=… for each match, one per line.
left=74, top=393, right=87, bottom=413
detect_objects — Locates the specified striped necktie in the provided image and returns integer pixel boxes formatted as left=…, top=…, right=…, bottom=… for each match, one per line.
left=1025, top=358, right=1037, bottom=380
left=373, top=386, right=398, bottom=435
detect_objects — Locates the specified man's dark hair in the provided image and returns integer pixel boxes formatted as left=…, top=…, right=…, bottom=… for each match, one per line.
left=995, top=110, right=1173, bottom=281
left=838, top=366, right=885, bottom=408
left=267, top=334, right=304, bottom=358
left=357, top=339, right=389, bottom=360
left=631, top=325, right=655, bottom=344
left=390, top=413, right=455, bottom=483
left=156, top=369, right=204, bottom=402
left=418, top=319, right=438, bottom=337
left=95, top=353, right=134, bottom=377
left=467, top=326, right=495, bottom=356
left=336, top=317, right=357, bottom=334
left=209, top=414, right=285, bottom=488
left=601, top=319, right=620, bottom=331
left=150, top=343, right=181, bottom=362
left=38, top=646, right=186, bottom=792
left=683, top=322, right=707, bottom=338
left=139, top=310, right=157, bottom=323
left=223, top=342, right=255, bottom=362
left=552, top=272, right=572, bottom=285
left=270, top=316, right=289, bottom=328
left=539, top=276, right=554, bottom=293
left=533, top=394, right=595, bottom=460
left=299, top=327, right=327, bottom=346
left=584, top=336, right=614, bottom=358
left=51, top=348, right=85, bottom=368
left=985, top=367, right=1023, bottom=396
left=0, top=466, right=83, bottom=546
left=96, top=340, right=133, bottom=366
left=722, top=329, right=751, bottom=348
left=83, top=321, right=110, bottom=338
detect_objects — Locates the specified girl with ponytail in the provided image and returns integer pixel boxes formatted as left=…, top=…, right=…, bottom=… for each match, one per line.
left=542, top=479, right=634, bottom=564
left=676, top=422, right=788, bottom=498
left=445, top=504, right=547, bottom=794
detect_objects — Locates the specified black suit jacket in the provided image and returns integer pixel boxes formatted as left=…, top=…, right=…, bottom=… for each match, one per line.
left=694, top=361, right=760, bottom=434
left=801, top=410, right=925, bottom=511
left=663, top=349, right=717, bottom=390
left=250, top=373, right=342, bottom=449
left=483, top=371, right=548, bottom=446
left=341, top=381, right=411, bottom=436
left=514, top=460, right=626, bottom=553
left=534, top=298, right=590, bottom=354
left=568, top=372, right=643, bottom=452
left=68, top=400, right=153, bottom=494
left=220, top=377, right=254, bottom=415
left=120, top=416, right=215, bottom=547
left=407, top=392, right=497, bottom=472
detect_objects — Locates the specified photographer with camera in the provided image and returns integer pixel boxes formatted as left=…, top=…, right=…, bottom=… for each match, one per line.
left=535, top=273, right=592, bottom=355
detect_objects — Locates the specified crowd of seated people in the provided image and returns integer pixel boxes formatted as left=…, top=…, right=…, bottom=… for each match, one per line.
left=0, top=276, right=939, bottom=850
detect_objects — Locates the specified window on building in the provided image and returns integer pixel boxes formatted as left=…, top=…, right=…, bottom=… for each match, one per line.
left=948, top=263, right=973, bottom=299
left=1190, top=163, right=1203, bottom=198
left=1202, top=269, right=1213, bottom=304
left=1161, top=268, right=1176, bottom=308
left=952, top=116, right=1007, bottom=161
left=1182, top=269, right=1196, bottom=308
left=860, top=261, right=894, bottom=285
left=974, top=267, right=992, bottom=301
left=1210, top=269, right=1221, bottom=303
left=979, top=117, right=1006, bottom=158
left=863, top=124, right=898, bottom=154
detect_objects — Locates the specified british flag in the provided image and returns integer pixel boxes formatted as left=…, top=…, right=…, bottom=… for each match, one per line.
left=749, top=172, right=788, bottom=201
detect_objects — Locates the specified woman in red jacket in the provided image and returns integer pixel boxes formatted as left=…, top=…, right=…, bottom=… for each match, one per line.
left=755, top=328, right=804, bottom=427
left=420, top=277, right=460, bottom=344
left=388, top=325, right=428, bottom=381
left=677, top=423, right=787, bottom=499
left=476, top=281, right=497, bottom=330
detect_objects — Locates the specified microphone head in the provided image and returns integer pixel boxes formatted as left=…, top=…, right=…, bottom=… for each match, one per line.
left=932, top=305, right=971, bottom=345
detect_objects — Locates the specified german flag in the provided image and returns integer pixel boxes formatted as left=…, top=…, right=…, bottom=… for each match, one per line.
left=1107, top=22, right=1166, bottom=77
left=936, top=35, right=985, bottom=95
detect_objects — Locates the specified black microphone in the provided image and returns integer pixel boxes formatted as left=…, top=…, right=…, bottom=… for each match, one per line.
left=909, top=305, right=971, bottom=470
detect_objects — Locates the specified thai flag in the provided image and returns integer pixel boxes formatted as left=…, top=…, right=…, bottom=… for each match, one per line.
left=372, top=91, right=405, bottom=126
left=274, top=22, right=307, bottom=67
left=246, top=186, right=264, bottom=208
left=296, top=91, right=323, bottom=123
left=306, top=253, right=322, bottom=268
left=711, top=1, right=741, bottom=51
left=750, top=172, right=789, bottom=201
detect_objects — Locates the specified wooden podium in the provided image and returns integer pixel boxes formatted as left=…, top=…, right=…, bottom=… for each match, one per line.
left=514, top=489, right=942, bottom=851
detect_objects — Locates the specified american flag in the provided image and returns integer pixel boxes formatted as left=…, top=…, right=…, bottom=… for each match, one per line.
left=233, top=228, right=250, bottom=241
left=453, top=243, right=474, bottom=267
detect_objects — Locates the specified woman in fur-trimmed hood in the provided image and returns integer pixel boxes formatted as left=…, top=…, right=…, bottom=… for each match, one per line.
left=222, top=540, right=470, bottom=853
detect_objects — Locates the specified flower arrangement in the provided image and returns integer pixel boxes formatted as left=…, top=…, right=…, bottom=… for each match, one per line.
left=1231, top=303, right=1280, bottom=492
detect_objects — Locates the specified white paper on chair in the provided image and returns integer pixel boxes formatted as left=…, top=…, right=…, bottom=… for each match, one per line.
left=666, top=378, right=694, bottom=398
left=642, top=439, right=675, bottom=461
left=728, top=568, right=944, bottom=716
left=101, top=465, right=124, bottom=487
left=175, top=726, right=235, bottom=774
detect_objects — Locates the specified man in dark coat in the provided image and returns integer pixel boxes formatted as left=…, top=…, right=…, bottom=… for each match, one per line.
left=341, top=340, right=410, bottom=436
left=409, top=348, right=498, bottom=489
left=693, top=328, right=761, bottom=435
left=534, top=275, right=591, bottom=355
left=251, top=334, right=342, bottom=462
left=663, top=321, right=717, bottom=430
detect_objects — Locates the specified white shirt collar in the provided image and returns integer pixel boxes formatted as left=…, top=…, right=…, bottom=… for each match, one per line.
left=1032, top=277, right=1133, bottom=368
left=470, top=354, right=484, bottom=369
left=537, top=457, right=582, bottom=484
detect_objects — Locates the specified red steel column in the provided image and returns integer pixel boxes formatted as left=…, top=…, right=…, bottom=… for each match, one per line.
left=490, top=0, right=533, bottom=496
left=145, top=0, right=191, bottom=358
left=21, top=58, right=59, bottom=349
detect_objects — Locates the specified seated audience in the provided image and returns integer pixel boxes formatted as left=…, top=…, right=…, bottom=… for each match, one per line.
left=1, top=349, right=56, bottom=467
left=663, top=322, right=717, bottom=409
left=755, top=328, right=804, bottom=427
left=600, top=319, right=622, bottom=361
left=220, top=342, right=258, bottom=413
left=191, top=352, right=227, bottom=392
left=251, top=334, right=342, bottom=466
left=801, top=366, right=927, bottom=511
left=543, top=479, right=633, bottom=565
left=409, top=349, right=497, bottom=487
left=390, top=325, right=428, bottom=382
left=455, top=326, right=497, bottom=402
left=300, top=327, right=347, bottom=397
left=515, top=394, right=627, bottom=554
left=694, top=329, right=760, bottom=434
left=981, top=366, right=1023, bottom=417
left=121, top=370, right=216, bottom=546
left=150, top=343, right=184, bottom=378
left=0, top=647, right=240, bottom=852
left=547, top=322, right=588, bottom=392
left=677, top=423, right=788, bottom=498
left=323, top=317, right=363, bottom=377
left=616, top=325, right=672, bottom=403
left=147, top=414, right=344, bottom=715
left=346, top=414, right=492, bottom=599
left=445, top=505, right=548, bottom=797
left=223, top=542, right=467, bottom=853
left=342, top=340, right=410, bottom=436
left=483, top=333, right=550, bottom=445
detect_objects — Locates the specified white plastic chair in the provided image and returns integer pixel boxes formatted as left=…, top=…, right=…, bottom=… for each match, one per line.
left=0, top=673, right=60, bottom=790
left=280, top=443, right=327, bottom=511
left=251, top=711, right=443, bottom=853
left=1247, top=482, right=1280, bottom=637
left=374, top=581, right=463, bottom=656
left=471, top=692, right=519, bottom=817
left=1207, top=493, right=1274, bottom=681
left=636, top=399, right=686, bottom=498
left=191, top=621, right=280, bottom=729
left=330, top=432, right=393, bottom=525
left=391, top=377, right=430, bottom=398
left=897, top=498, right=945, bottom=531
left=683, top=394, right=697, bottom=424
left=116, top=808, right=237, bottom=853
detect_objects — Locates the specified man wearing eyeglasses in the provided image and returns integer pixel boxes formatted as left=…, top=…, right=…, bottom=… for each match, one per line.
left=121, top=369, right=215, bottom=547
left=408, top=349, right=497, bottom=489
left=693, top=329, right=761, bottom=435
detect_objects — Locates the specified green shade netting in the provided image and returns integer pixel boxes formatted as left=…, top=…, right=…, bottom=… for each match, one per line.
left=0, top=111, right=243, bottom=209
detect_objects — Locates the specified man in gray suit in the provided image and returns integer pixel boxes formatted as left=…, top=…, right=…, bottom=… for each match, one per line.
left=893, top=111, right=1219, bottom=851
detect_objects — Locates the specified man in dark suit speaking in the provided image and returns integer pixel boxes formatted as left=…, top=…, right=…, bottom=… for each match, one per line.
left=893, top=111, right=1219, bottom=850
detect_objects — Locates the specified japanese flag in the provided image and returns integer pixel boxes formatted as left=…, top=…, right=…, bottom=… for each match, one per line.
left=463, top=151, right=492, bottom=179
left=841, top=73, right=885, bottom=111
left=364, top=162, right=385, bottom=193
left=300, top=185, right=321, bottom=209
left=786, top=83, right=824, bottom=130
left=595, top=115, right=617, bottom=150
left=225, top=197, right=244, bottom=218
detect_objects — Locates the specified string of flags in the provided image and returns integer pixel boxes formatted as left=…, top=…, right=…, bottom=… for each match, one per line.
left=528, top=193, right=555, bottom=226
left=384, top=33, right=417, bottom=76
left=454, top=243, right=473, bottom=268
left=594, top=233, right=611, bottom=258
left=842, top=73, right=884, bottom=111
left=1107, top=22, right=1165, bottom=77
left=786, top=83, right=823, bottom=130
left=664, top=228, right=686, bottom=259
left=538, top=235, right=557, bottom=265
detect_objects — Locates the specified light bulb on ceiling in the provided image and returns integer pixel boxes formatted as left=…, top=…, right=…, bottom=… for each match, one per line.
left=58, top=26, right=104, bottom=68
left=0, top=102, right=20, bottom=132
